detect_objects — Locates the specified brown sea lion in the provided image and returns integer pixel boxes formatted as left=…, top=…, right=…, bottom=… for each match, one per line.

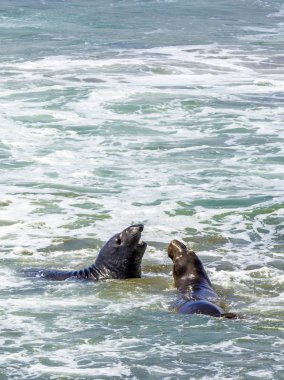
left=168, top=239, right=237, bottom=319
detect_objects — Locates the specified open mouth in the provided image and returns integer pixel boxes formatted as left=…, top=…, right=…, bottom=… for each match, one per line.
left=137, top=240, right=147, bottom=249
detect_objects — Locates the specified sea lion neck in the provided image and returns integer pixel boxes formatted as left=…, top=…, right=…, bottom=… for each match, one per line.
left=173, top=252, right=214, bottom=293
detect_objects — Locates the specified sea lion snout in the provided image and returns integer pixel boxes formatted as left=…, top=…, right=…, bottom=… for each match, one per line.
left=124, top=224, right=144, bottom=240
left=168, top=239, right=187, bottom=261
left=129, top=224, right=144, bottom=232
left=121, top=224, right=145, bottom=248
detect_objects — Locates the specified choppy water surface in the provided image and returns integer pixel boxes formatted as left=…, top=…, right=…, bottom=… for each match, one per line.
left=1, top=0, right=284, bottom=379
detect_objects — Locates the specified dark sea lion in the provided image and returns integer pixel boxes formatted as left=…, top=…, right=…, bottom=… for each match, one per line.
left=167, top=239, right=237, bottom=319
left=25, top=224, right=147, bottom=281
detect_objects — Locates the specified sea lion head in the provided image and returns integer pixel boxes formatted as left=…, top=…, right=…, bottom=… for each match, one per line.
left=95, top=224, right=147, bottom=278
left=167, top=239, right=212, bottom=289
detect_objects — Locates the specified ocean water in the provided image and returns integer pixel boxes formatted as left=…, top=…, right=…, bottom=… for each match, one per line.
left=0, top=0, right=284, bottom=379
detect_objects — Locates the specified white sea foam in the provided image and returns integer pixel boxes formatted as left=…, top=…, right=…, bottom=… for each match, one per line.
left=268, top=4, right=284, bottom=18
left=25, top=362, right=131, bottom=378
left=246, top=369, right=275, bottom=379
left=1, top=7, right=284, bottom=377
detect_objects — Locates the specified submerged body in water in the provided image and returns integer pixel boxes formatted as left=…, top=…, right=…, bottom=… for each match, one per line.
left=25, top=224, right=147, bottom=281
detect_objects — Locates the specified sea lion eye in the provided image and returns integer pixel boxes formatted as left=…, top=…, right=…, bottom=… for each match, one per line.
left=116, top=238, right=122, bottom=245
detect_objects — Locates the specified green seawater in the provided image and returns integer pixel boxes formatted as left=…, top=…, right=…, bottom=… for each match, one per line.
left=0, top=0, right=284, bottom=379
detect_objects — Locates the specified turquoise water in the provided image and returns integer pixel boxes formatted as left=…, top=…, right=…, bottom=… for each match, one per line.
left=1, top=0, right=284, bottom=379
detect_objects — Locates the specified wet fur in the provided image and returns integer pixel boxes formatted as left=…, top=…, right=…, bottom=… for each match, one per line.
left=25, top=224, right=147, bottom=281
left=168, top=240, right=237, bottom=319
